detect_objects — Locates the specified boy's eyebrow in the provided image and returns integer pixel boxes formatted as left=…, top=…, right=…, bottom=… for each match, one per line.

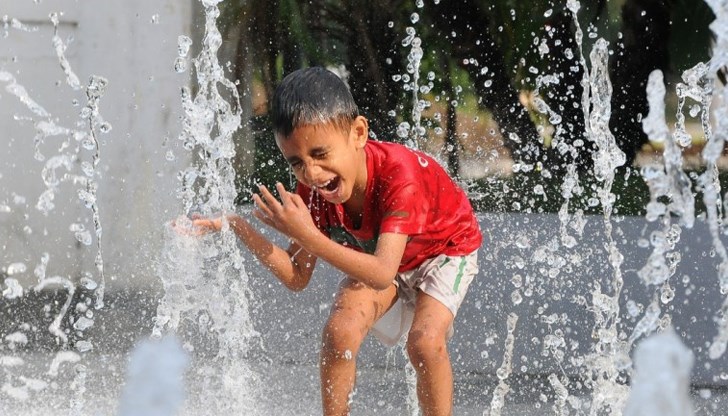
left=309, top=145, right=329, bottom=155
left=285, top=146, right=330, bottom=164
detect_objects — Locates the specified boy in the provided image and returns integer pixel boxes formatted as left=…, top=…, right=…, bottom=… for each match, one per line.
left=191, top=67, right=481, bottom=415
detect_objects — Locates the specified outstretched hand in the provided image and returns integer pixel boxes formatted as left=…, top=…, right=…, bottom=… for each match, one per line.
left=171, top=213, right=223, bottom=236
left=252, top=182, right=318, bottom=245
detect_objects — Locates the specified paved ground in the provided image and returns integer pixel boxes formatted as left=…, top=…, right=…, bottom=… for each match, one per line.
left=4, top=214, right=728, bottom=415
left=2, top=348, right=728, bottom=415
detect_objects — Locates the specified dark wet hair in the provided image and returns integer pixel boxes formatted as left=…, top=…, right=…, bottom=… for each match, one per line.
left=271, top=67, right=359, bottom=138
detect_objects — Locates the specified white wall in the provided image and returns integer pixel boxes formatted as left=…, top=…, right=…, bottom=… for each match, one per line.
left=1, top=1, right=194, bottom=291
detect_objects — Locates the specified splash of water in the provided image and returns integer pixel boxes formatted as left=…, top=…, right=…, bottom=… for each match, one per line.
left=50, top=12, right=81, bottom=91
left=633, top=69, right=693, bottom=351
left=396, top=7, right=429, bottom=150
left=584, top=37, right=631, bottom=416
left=401, top=345, right=419, bottom=416
left=562, top=2, right=632, bottom=412
left=703, top=0, right=728, bottom=360
left=152, top=0, right=259, bottom=412
left=486, top=312, right=518, bottom=416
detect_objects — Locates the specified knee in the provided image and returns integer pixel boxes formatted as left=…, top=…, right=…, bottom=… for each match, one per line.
left=406, top=327, right=448, bottom=367
left=321, top=312, right=367, bottom=360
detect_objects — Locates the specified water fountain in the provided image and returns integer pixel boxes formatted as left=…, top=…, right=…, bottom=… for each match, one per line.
left=2, top=0, right=728, bottom=415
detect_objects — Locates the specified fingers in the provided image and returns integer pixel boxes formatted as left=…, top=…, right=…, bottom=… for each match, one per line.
left=171, top=217, right=216, bottom=236
left=252, top=183, right=309, bottom=229
left=192, top=218, right=220, bottom=233
left=275, top=182, right=295, bottom=206
left=255, top=185, right=281, bottom=212
left=255, top=182, right=298, bottom=214
left=252, top=193, right=275, bottom=219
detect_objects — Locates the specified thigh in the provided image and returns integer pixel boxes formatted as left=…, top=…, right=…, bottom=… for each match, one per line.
left=410, top=290, right=455, bottom=339
left=328, top=278, right=399, bottom=331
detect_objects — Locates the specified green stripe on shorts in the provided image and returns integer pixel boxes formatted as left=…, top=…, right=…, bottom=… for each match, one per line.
left=452, top=257, right=467, bottom=293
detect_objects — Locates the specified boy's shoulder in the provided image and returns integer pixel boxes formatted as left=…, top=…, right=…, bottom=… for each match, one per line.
left=366, top=140, right=439, bottom=176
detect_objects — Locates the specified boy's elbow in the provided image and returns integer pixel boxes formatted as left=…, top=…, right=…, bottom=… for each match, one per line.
left=286, top=281, right=308, bottom=292
left=369, top=273, right=396, bottom=291
left=283, top=273, right=311, bottom=292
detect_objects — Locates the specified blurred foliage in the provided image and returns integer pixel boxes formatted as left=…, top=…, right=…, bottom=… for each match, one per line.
left=215, top=0, right=719, bottom=214
left=468, top=168, right=728, bottom=218
left=235, top=115, right=290, bottom=205
left=466, top=167, right=651, bottom=215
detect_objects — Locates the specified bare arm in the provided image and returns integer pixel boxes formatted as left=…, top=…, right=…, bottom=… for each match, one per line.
left=191, top=214, right=316, bottom=291
left=254, top=183, right=407, bottom=290
left=302, top=230, right=407, bottom=290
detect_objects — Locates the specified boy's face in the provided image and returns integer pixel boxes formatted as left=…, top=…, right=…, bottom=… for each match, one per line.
left=276, top=117, right=368, bottom=205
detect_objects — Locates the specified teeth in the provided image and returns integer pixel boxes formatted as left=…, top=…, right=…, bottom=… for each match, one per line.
left=315, top=178, right=334, bottom=189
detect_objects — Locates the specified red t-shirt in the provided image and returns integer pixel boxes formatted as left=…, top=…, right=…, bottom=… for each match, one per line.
left=297, top=140, right=482, bottom=272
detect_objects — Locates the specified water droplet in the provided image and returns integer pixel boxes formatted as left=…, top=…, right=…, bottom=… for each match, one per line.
left=626, top=300, right=641, bottom=317
left=689, top=104, right=700, bottom=117
left=511, top=274, right=523, bottom=288
left=660, top=286, right=675, bottom=303
left=73, top=316, right=94, bottom=331
left=80, top=277, right=98, bottom=290
left=396, top=122, right=410, bottom=138
left=174, top=57, right=188, bottom=73
left=177, top=35, right=192, bottom=57
left=511, top=290, right=523, bottom=305
left=6, top=262, right=27, bottom=275
left=2, top=278, right=24, bottom=299
left=75, top=340, right=93, bottom=352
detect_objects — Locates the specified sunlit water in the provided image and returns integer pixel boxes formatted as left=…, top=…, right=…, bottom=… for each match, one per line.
left=3, top=0, right=728, bottom=415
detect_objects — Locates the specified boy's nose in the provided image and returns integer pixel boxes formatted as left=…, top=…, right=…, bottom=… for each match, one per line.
left=303, top=161, right=322, bottom=184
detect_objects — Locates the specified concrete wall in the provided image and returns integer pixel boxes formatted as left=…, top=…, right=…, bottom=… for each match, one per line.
left=1, top=1, right=193, bottom=291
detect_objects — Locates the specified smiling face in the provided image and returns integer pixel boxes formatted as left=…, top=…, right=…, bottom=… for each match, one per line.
left=276, top=116, right=369, bottom=208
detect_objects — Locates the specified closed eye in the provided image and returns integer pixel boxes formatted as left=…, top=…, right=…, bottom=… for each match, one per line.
left=288, top=158, right=303, bottom=170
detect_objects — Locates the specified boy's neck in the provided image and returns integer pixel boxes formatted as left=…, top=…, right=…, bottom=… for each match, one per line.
left=342, top=141, right=368, bottom=228
left=343, top=192, right=365, bottom=229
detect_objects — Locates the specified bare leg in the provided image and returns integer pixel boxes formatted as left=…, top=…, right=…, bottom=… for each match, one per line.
left=406, top=291, right=455, bottom=416
left=320, top=278, right=397, bottom=416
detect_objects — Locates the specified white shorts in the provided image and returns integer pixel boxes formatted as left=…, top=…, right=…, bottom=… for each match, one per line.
left=369, top=250, right=479, bottom=347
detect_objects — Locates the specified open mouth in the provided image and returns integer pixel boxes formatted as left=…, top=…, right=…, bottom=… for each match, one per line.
left=313, top=176, right=341, bottom=198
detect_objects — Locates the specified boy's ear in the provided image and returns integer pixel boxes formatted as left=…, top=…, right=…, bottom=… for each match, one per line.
left=351, top=116, right=368, bottom=149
